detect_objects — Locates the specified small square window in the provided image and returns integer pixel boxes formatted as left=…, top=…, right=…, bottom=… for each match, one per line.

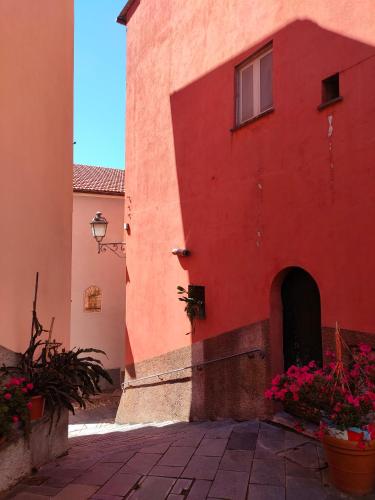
left=236, top=46, right=273, bottom=126
left=322, top=73, right=340, bottom=103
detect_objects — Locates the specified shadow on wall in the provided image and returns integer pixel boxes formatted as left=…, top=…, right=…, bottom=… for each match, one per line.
left=169, top=19, right=375, bottom=421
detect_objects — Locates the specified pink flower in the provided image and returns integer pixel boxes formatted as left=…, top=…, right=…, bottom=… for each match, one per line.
left=21, top=388, right=27, bottom=393
left=359, top=343, right=372, bottom=354
left=289, top=384, right=300, bottom=394
left=347, top=395, right=360, bottom=408
left=12, top=416, right=19, bottom=423
left=276, top=389, right=287, bottom=401
left=9, top=377, right=20, bottom=386
left=27, top=402, right=33, bottom=410
left=308, top=360, right=316, bottom=369
left=287, top=365, right=298, bottom=377
left=26, top=383, right=34, bottom=391
left=264, top=389, right=273, bottom=399
left=4, top=393, right=12, bottom=400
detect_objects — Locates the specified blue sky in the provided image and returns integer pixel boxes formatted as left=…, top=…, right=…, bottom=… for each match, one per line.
left=74, top=0, right=126, bottom=169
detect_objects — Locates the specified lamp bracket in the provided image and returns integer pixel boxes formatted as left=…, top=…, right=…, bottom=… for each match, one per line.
left=97, top=242, right=126, bottom=258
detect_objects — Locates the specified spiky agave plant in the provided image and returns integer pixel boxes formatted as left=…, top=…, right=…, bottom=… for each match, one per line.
left=1, top=273, right=113, bottom=422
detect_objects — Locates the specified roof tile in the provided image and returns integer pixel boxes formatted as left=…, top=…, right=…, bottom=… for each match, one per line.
left=73, top=164, right=124, bottom=196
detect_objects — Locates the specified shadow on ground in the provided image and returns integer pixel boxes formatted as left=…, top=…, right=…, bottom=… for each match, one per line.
left=4, top=410, right=369, bottom=500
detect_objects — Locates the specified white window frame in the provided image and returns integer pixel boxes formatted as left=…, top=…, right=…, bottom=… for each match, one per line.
left=236, top=46, right=273, bottom=126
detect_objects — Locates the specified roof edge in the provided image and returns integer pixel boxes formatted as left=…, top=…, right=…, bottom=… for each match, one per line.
left=117, top=0, right=140, bottom=26
left=73, top=188, right=125, bottom=197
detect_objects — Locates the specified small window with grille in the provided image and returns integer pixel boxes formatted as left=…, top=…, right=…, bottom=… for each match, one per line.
left=84, top=286, right=102, bottom=312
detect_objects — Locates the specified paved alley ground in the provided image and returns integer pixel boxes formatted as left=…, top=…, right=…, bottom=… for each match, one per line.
left=4, top=404, right=372, bottom=500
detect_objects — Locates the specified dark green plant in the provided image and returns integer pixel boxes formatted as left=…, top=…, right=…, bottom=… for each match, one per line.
left=2, top=273, right=113, bottom=421
left=177, top=285, right=203, bottom=335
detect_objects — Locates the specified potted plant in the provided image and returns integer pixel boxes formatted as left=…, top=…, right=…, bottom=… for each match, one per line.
left=2, top=273, right=113, bottom=424
left=0, top=375, right=32, bottom=444
left=265, top=337, right=375, bottom=495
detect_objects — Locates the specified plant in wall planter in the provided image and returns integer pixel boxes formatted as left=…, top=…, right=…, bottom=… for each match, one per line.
left=177, top=285, right=205, bottom=335
left=265, top=326, right=375, bottom=495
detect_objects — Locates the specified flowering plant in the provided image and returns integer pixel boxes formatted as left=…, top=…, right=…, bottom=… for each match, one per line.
left=0, top=376, right=32, bottom=440
left=265, top=343, right=375, bottom=432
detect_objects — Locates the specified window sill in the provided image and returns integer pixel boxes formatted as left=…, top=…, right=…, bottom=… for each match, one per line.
left=317, top=96, right=343, bottom=111
left=230, top=107, right=274, bottom=132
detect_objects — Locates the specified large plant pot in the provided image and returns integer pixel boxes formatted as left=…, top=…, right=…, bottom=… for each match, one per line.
left=29, top=395, right=45, bottom=421
left=323, top=434, right=375, bottom=495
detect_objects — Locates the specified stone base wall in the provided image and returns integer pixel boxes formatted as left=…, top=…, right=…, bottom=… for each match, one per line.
left=0, top=411, right=68, bottom=493
left=99, top=367, right=122, bottom=392
left=0, top=344, right=20, bottom=368
left=116, top=321, right=272, bottom=424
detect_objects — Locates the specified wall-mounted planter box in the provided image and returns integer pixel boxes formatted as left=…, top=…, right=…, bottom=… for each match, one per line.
left=0, top=410, right=68, bottom=494
left=188, top=285, right=206, bottom=319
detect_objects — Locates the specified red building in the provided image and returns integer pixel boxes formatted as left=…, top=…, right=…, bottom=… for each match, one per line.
left=116, top=0, right=375, bottom=423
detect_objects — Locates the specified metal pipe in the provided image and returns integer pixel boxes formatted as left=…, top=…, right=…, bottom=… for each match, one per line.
left=121, top=347, right=264, bottom=392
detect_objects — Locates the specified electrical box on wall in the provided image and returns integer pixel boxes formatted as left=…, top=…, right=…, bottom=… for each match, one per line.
left=188, top=285, right=206, bottom=319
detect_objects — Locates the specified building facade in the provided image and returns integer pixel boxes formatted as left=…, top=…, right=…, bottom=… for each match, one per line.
left=116, top=0, right=375, bottom=423
left=0, top=1, right=73, bottom=359
left=71, top=165, right=125, bottom=387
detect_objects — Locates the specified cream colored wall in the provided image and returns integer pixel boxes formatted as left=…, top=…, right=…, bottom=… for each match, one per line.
left=0, top=1, right=73, bottom=352
left=71, top=193, right=125, bottom=370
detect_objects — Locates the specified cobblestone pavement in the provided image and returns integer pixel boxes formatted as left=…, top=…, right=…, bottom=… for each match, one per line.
left=5, top=406, right=372, bottom=500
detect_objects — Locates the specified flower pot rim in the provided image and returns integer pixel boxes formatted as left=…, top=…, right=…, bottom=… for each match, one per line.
left=323, top=433, right=375, bottom=451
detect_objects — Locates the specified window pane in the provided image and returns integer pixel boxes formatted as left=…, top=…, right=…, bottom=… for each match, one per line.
left=240, top=64, right=253, bottom=122
left=260, top=52, right=272, bottom=111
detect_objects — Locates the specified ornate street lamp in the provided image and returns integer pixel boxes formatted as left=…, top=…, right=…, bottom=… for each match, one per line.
left=90, top=211, right=125, bottom=258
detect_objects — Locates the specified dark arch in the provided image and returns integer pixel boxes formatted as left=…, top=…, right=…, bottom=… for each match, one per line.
left=281, top=267, right=322, bottom=369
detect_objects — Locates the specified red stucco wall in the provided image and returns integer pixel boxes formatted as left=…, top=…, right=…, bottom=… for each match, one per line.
left=123, top=0, right=375, bottom=368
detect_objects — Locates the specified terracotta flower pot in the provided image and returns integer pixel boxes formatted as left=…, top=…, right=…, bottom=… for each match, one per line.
left=29, top=395, right=45, bottom=421
left=323, top=434, right=375, bottom=495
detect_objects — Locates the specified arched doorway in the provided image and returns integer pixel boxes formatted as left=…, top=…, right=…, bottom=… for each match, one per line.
left=281, top=268, right=322, bottom=368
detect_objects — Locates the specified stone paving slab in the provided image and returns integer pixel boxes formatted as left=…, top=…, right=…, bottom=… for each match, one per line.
left=171, top=478, right=192, bottom=494
left=3, top=409, right=370, bottom=500
left=219, top=449, right=253, bottom=472
left=128, top=476, right=175, bottom=499
left=93, top=472, right=140, bottom=496
left=149, top=465, right=184, bottom=478
left=208, top=469, right=249, bottom=500
left=159, top=446, right=196, bottom=466
left=181, top=456, right=221, bottom=480
left=119, top=452, right=162, bottom=474
left=250, top=459, right=286, bottom=486
left=195, top=438, right=228, bottom=457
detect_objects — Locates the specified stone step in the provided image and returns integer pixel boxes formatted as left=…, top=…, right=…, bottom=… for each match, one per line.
left=264, top=411, right=319, bottom=440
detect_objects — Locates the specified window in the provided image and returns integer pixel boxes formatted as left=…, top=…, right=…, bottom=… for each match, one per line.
left=236, top=46, right=273, bottom=126
left=321, top=73, right=340, bottom=104
left=84, top=286, right=102, bottom=312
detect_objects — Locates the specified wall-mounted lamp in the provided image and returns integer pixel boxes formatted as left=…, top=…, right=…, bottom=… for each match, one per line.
left=90, top=212, right=126, bottom=258
left=172, top=248, right=191, bottom=257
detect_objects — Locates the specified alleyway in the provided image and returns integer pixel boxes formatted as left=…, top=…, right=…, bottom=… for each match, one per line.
left=4, top=403, right=368, bottom=500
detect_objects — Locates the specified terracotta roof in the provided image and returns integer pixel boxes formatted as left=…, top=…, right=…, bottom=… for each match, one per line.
left=73, top=165, right=124, bottom=196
